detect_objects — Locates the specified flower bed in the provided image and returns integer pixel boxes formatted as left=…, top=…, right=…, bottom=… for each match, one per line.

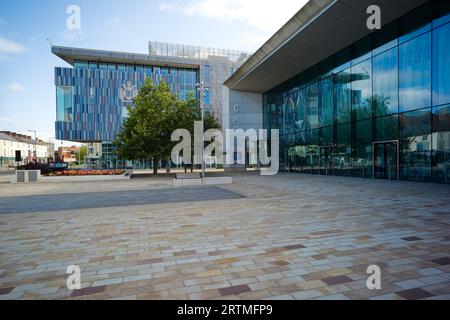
left=49, top=170, right=125, bottom=177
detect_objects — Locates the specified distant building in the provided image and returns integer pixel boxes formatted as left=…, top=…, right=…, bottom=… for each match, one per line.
left=52, top=41, right=249, bottom=169
left=58, top=145, right=81, bottom=164
left=0, top=131, right=51, bottom=166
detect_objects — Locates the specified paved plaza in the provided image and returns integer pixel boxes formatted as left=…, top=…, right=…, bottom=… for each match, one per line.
left=0, top=173, right=449, bottom=300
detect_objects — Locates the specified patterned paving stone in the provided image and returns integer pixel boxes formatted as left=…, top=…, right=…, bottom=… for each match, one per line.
left=396, top=288, right=434, bottom=300
left=0, top=174, right=449, bottom=300
left=432, top=258, right=450, bottom=266
left=71, top=286, right=106, bottom=297
left=219, top=285, right=252, bottom=296
left=321, top=275, right=353, bottom=286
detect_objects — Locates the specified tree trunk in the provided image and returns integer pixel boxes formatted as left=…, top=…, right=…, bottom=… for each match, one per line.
left=153, top=159, right=158, bottom=175
left=166, top=159, right=171, bottom=173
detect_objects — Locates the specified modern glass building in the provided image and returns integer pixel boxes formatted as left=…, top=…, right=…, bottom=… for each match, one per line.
left=52, top=43, right=249, bottom=168
left=224, top=0, right=450, bottom=184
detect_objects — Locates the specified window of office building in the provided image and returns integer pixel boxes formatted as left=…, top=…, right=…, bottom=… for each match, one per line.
left=56, top=86, right=73, bottom=122
left=432, top=105, right=450, bottom=183
left=432, top=22, right=450, bottom=106
left=399, top=32, right=432, bottom=112
left=351, top=59, right=372, bottom=120
left=335, top=69, right=352, bottom=124
left=319, top=77, right=334, bottom=127
left=306, top=83, right=319, bottom=129
left=373, top=47, right=399, bottom=116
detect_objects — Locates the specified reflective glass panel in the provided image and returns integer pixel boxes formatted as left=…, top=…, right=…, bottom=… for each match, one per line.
left=335, top=69, right=352, bottom=123
left=351, top=59, right=372, bottom=120
left=432, top=22, right=450, bottom=106
left=399, top=32, right=432, bottom=112
left=319, top=77, right=334, bottom=127
left=373, top=47, right=399, bottom=116
left=399, top=108, right=431, bottom=138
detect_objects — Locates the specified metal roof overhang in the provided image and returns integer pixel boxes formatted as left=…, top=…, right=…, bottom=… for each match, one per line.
left=51, top=46, right=201, bottom=69
left=225, top=0, right=429, bottom=93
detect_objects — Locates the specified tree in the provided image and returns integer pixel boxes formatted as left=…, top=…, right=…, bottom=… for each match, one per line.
left=114, top=78, right=221, bottom=174
left=76, top=145, right=88, bottom=163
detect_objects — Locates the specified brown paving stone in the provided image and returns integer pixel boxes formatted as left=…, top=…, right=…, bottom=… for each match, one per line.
left=215, top=258, right=239, bottom=265
left=137, top=258, right=164, bottom=265
left=272, top=260, right=290, bottom=267
left=71, top=286, right=107, bottom=297
left=396, top=288, right=434, bottom=300
left=284, top=244, right=306, bottom=250
left=0, top=287, right=14, bottom=295
left=219, top=285, right=252, bottom=296
left=321, top=275, right=353, bottom=286
left=174, top=250, right=197, bottom=257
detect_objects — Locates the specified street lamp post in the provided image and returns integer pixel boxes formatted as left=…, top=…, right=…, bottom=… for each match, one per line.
left=196, top=81, right=209, bottom=179
left=28, top=130, right=37, bottom=162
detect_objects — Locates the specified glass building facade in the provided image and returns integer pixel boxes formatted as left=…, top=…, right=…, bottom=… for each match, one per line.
left=55, top=63, right=198, bottom=142
left=263, top=1, right=450, bottom=183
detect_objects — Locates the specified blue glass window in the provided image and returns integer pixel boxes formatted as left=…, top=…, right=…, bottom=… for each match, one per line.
left=335, top=69, right=352, bottom=123
left=306, top=83, right=319, bottom=129
left=432, top=22, right=450, bottom=106
left=399, top=32, right=432, bottom=112
left=56, top=86, right=73, bottom=122
left=373, top=47, right=399, bottom=116
left=319, top=77, right=334, bottom=127
left=204, top=89, right=211, bottom=106
left=117, top=64, right=126, bottom=72
left=108, top=63, right=117, bottom=71
left=351, top=59, right=372, bottom=120
left=135, top=65, right=144, bottom=73
left=74, top=60, right=88, bottom=69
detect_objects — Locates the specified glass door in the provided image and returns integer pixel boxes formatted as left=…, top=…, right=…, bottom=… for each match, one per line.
left=373, top=141, right=399, bottom=180
left=319, top=146, right=334, bottom=176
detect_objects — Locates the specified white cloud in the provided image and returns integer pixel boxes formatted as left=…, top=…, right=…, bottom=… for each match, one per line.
left=105, top=17, right=121, bottom=25
left=4, top=83, right=26, bottom=92
left=0, top=36, right=27, bottom=54
left=159, top=3, right=175, bottom=12
left=160, top=0, right=308, bottom=32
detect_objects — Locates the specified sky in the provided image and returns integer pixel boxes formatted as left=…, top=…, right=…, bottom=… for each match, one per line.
left=0, top=0, right=308, bottom=144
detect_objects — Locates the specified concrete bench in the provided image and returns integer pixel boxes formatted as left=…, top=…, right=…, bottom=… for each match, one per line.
left=176, top=173, right=201, bottom=180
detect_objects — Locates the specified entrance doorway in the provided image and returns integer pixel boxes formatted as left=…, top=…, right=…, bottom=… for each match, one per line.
left=373, top=140, right=399, bottom=180
left=319, top=146, right=334, bottom=176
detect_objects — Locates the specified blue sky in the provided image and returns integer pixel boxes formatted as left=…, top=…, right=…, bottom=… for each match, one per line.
left=0, top=0, right=307, bottom=143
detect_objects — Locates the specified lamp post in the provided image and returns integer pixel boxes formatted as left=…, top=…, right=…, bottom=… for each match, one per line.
left=28, top=130, right=37, bottom=162
left=196, top=81, right=209, bottom=179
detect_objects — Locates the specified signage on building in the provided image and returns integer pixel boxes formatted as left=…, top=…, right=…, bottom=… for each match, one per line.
left=119, top=80, right=138, bottom=103
left=48, top=162, right=69, bottom=170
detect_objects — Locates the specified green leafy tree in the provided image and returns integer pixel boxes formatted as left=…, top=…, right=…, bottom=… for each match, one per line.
left=114, top=78, right=220, bottom=174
